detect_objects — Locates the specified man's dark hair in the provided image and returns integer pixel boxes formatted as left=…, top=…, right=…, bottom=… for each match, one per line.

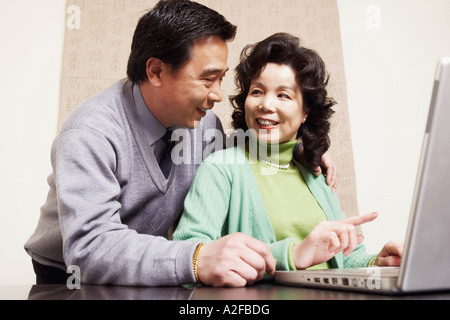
left=127, top=0, right=237, bottom=82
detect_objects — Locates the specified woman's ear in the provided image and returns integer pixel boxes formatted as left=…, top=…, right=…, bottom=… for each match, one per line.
left=145, top=57, right=164, bottom=87
left=302, top=111, right=309, bottom=123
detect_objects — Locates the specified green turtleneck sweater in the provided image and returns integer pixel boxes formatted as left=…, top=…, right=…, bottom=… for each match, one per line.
left=247, top=139, right=329, bottom=270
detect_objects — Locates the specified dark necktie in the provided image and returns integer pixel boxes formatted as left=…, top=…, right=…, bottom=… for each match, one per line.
left=159, top=130, right=175, bottom=179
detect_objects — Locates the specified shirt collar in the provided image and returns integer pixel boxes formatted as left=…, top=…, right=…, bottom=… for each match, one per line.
left=133, top=82, right=167, bottom=146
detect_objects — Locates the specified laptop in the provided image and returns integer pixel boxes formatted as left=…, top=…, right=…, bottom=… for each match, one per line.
left=275, top=57, right=450, bottom=295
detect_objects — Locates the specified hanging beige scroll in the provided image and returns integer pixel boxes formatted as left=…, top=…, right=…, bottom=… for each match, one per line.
left=60, top=0, right=359, bottom=217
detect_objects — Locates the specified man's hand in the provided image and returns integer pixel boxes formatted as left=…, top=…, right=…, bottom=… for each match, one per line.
left=197, top=233, right=276, bottom=287
left=312, top=151, right=337, bottom=192
left=297, top=146, right=337, bottom=191
left=374, top=241, right=403, bottom=266
left=293, top=212, right=378, bottom=269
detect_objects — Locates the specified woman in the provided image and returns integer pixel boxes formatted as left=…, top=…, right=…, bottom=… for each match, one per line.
left=173, top=33, right=402, bottom=286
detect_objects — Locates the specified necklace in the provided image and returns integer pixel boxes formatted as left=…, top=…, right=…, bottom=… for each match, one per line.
left=248, top=150, right=291, bottom=170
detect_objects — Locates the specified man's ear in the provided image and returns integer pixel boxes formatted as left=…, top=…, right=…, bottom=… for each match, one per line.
left=145, top=57, right=164, bottom=87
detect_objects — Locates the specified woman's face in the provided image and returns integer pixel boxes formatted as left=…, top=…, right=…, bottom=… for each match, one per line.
left=244, top=63, right=307, bottom=144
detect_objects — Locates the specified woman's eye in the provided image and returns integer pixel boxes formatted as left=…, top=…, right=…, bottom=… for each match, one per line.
left=250, top=89, right=263, bottom=96
left=278, top=93, right=291, bottom=99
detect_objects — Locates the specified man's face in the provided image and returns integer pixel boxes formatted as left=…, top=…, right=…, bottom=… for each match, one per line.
left=159, top=36, right=229, bottom=129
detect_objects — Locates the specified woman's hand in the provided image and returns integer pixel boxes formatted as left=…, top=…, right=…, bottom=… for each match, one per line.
left=292, top=212, right=378, bottom=269
left=373, top=241, right=403, bottom=266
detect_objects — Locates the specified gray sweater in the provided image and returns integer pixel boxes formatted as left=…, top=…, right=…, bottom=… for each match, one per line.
left=24, top=79, right=224, bottom=286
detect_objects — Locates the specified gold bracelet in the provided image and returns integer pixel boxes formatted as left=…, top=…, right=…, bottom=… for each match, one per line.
left=193, top=243, right=205, bottom=284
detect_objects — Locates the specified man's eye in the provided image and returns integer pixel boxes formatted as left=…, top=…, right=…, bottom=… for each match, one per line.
left=204, top=78, right=218, bottom=87
left=202, top=78, right=215, bottom=88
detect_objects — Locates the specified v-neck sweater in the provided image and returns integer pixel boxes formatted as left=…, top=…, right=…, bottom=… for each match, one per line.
left=24, top=79, right=225, bottom=286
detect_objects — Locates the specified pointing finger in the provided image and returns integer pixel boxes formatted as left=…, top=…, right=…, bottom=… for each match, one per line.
left=341, top=212, right=378, bottom=227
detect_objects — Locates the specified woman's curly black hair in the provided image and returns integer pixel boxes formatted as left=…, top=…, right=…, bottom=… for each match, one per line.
left=230, top=33, right=336, bottom=167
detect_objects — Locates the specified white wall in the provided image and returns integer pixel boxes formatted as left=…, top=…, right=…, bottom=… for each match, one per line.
left=0, top=1, right=66, bottom=285
left=0, top=0, right=449, bottom=285
left=337, top=0, right=450, bottom=253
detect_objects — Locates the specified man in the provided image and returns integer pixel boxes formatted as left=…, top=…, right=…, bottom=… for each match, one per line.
left=25, top=0, right=335, bottom=287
